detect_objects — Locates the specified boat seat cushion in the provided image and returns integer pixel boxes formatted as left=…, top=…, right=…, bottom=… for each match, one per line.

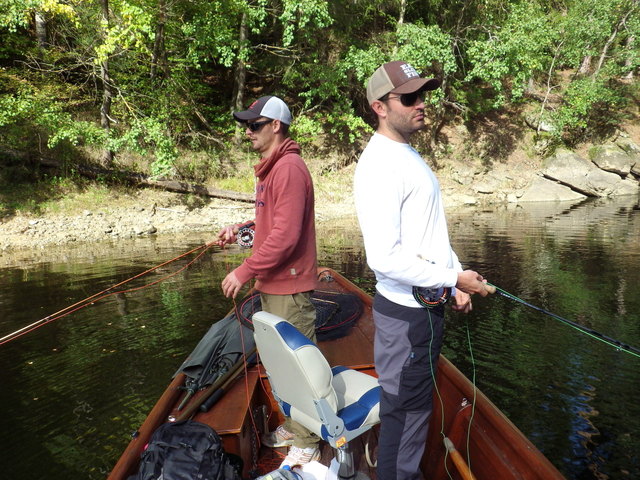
left=252, top=311, right=380, bottom=444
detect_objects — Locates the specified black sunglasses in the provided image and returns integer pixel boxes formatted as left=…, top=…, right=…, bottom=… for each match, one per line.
left=246, top=119, right=273, bottom=132
left=386, top=91, right=425, bottom=107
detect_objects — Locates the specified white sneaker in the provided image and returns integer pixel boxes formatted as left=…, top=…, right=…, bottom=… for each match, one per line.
left=261, top=425, right=295, bottom=448
left=280, top=445, right=321, bottom=468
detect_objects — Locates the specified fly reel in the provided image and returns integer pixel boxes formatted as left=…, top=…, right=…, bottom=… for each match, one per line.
left=237, top=226, right=255, bottom=248
left=413, top=254, right=451, bottom=308
left=234, top=221, right=255, bottom=248
left=412, top=286, right=451, bottom=309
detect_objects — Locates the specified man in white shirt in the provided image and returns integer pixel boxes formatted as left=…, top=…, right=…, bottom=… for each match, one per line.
left=354, top=61, right=492, bottom=480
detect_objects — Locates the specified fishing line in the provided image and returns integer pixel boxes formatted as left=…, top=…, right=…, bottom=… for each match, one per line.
left=0, top=242, right=218, bottom=346
left=231, top=282, right=272, bottom=472
left=232, top=294, right=264, bottom=471
left=464, top=319, right=477, bottom=474
left=488, top=284, right=640, bottom=359
left=427, top=307, right=455, bottom=480
left=428, top=301, right=478, bottom=479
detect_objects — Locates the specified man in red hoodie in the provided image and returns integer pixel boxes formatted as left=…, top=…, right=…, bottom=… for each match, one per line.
left=215, top=95, right=320, bottom=467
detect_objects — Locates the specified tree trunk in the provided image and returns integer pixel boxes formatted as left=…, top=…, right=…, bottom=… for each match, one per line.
left=391, top=0, right=407, bottom=57
left=537, top=41, right=563, bottom=134
left=232, top=11, right=248, bottom=145
left=623, top=35, right=635, bottom=80
left=35, top=12, right=47, bottom=48
left=428, top=0, right=470, bottom=159
left=578, top=54, right=592, bottom=75
left=100, top=0, right=114, bottom=166
left=151, top=0, right=168, bottom=79
left=397, top=0, right=406, bottom=27
left=594, top=8, right=633, bottom=78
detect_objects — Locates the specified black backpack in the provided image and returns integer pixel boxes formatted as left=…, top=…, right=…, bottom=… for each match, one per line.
left=128, top=420, right=242, bottom=480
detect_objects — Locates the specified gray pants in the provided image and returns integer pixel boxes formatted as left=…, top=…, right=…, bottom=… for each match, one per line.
left=260, top=292, right=319, bottom=449
left=373, top=292, right=444, bottom=480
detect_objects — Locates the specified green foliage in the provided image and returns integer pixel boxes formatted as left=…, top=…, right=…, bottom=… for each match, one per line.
left=465, top=2, right=554, bottom=107
left=0, top=0, right=78, bottom=32
left=280, top=0, right=333, bottom=47
left=341, top=45, right=387, bottom=87
left=110, top=117, right=178, bottom=177
left=94, top=0, right=154, bottom=65
left=550, top=77, right=626, bottom=143
left=396, top=23, right=456, bottom=76
left=180, top=0, right=250, bottom=68
left=0, top=72, right=106, bottom=149
left=290, top=114, right=324, bottom=145
left=557, top=0, right=623, bottom=69
left=0, top=0, right=638, bottom=182
left=0, top=0, right=33, bottom=31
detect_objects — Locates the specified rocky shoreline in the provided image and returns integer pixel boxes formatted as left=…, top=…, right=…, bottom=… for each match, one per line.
left=0, top=190, right=255, bottom=252
left=445, top=137, right=640, bottom=204
left=2, top=137, right=639, bottom=258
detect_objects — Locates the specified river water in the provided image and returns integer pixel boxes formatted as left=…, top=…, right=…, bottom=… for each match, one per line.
left=1, top=196, right=639, bottom=480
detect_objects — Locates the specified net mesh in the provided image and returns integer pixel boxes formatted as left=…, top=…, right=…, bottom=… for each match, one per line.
left=237, top=290, right=363, bottom=341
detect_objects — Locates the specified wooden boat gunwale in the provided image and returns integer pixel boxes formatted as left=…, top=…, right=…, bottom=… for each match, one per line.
left=108, top=267, right=565, bottom=480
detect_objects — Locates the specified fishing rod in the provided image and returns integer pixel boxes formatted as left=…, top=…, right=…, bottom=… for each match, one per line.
left=176, top=347, right=257, bottom=421
left=487, top=283, right=640, bottom=358
left=0, top=242, right=218, bottom=346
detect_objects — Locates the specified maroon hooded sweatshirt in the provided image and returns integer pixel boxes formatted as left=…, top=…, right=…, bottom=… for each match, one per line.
left=234, top=138, right=317, bottom=294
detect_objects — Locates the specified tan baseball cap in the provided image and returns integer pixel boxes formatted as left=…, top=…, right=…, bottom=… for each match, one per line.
left=366, top=61, right=441, bottom=104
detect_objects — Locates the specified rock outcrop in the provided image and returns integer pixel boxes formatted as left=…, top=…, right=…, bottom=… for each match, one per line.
left=518, top=139, right=640, bottom=203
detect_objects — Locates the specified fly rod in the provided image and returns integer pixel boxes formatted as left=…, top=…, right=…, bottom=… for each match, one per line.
left=176, top=347, right=257, bottom=421
left=487, top=283, right=640, bottom=358
left=0, top=242, right=217, bottom=346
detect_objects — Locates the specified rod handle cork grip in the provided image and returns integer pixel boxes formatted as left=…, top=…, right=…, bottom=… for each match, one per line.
left=484, top=283, right=496, bottom=294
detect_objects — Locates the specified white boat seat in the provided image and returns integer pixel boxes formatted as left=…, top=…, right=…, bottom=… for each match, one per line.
left=252, top=311, right=380, bottom=477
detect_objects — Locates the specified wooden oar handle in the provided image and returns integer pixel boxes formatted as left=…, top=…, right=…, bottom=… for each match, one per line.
left=444, top=437, right=477, bottom=480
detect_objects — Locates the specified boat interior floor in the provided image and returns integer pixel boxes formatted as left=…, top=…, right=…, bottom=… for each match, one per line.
left=254, top=427, right=380, bottom=480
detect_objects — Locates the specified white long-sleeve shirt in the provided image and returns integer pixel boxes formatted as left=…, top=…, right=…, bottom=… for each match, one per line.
left=354, top=133, right=462, bottom=307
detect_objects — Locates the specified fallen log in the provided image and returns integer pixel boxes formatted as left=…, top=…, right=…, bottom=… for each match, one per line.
left=38, top=156, right=255, bottom=203
left=141, top=177, right=254, bottom=203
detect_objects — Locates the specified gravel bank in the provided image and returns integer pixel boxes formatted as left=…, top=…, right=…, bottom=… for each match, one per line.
left=0, top=186, right=361, bottom=268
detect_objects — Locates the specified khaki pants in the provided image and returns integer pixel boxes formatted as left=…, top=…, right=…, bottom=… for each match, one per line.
left=260, top=292, right=319, bottom=449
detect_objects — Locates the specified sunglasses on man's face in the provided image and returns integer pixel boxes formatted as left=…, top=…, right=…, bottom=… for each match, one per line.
left=246, top=119, right=273, bottom=132
left=386, top=91, right=425, bottom=107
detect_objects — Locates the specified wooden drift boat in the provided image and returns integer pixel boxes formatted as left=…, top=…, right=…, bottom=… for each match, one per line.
left=108, top=268, right=565, bottom=480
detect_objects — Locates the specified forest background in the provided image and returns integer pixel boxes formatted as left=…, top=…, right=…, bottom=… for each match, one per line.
left=1, top=0, right=639, bottom=216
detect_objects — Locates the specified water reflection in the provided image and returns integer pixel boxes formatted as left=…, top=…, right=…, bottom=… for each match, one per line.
left=445, top=197, right=640, bottom=480
left=0, top=196, right=639, bottom=479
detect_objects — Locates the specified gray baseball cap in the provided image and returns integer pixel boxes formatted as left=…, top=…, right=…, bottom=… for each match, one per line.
left=233, top=96, right=292, bottom=125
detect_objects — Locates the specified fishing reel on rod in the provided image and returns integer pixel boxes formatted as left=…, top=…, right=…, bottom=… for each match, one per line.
left=236, top=221, right=255, bottom=248
left=413, top=254, right=451, bottom=308
left=412, top=286, right=451, bottom=308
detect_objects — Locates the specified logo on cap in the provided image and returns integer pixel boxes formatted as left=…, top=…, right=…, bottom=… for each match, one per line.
left=401, top=64, right=419, bottom=79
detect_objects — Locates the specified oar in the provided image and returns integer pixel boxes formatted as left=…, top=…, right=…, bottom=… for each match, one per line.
left=176, top=347, right=257, bottom=421
left=443, top=437, right=476, bottom=480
